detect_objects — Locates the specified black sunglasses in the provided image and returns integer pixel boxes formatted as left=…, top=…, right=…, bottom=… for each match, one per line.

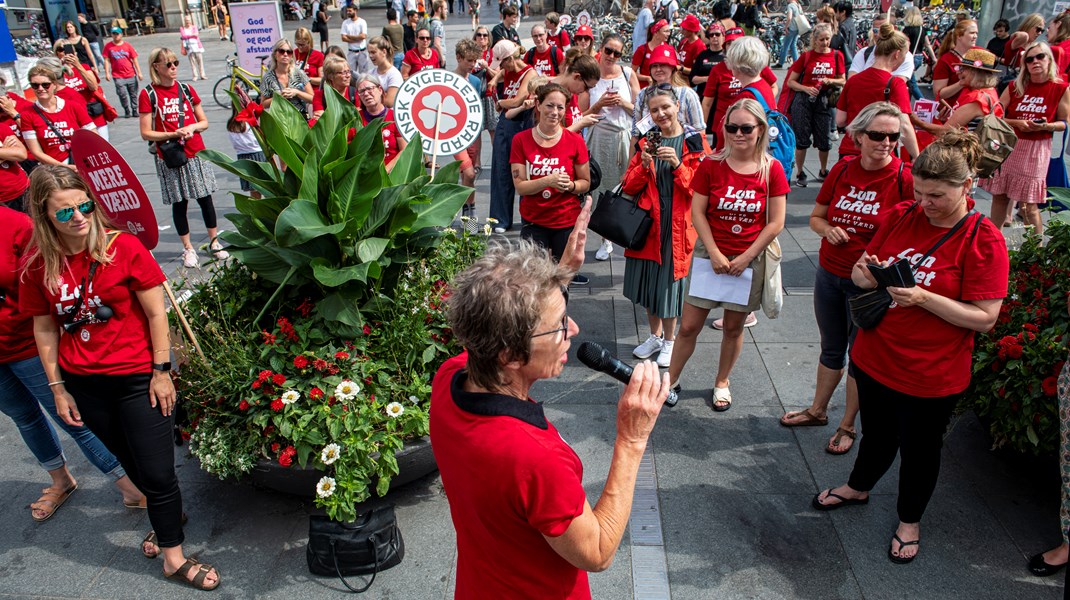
left=531, top=286, right=570, bottom=341
left=602, top=47, right=623, bottom=57
left=277, top=48, right=294, bottom=55
left=862, top=130, right=901, bottom=142
left=418, top=36, right=431, bottom=40
left=725, top=123, right=757, bottom=134
left=158, top=60, right=180, bottom=68
left=474, top=33, right=488, bottom=37
left=55, top=199, right=95, bottom=223
left=1023, top=53, right=1047, bottom=64
left=30, top=81, right=53, bottom=90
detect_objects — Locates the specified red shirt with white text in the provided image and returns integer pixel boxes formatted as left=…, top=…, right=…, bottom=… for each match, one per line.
left=1004, top=79, right=1069, bottom=140
left=20, top=98, right=94, bottom=163
left=789, top=50, right=845, bottom=87
left=691, top=157, right=790, bottom=255
left=138, top=83, right=206, bottom=158
left=510, top=128, right=590, bottom=228
left=529, top=46, right=564, bottom=77
left=360, top=107, right=402, bottom=164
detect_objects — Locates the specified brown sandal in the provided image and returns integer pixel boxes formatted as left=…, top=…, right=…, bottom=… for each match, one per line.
left=142, top=513, right=189, bottom=559
left=31, top=484, right=77, bottom=522
left=827, top=427, right=857, bottom=455
left=780, top=409, right=829, bottom=427
left=165, top=557, right=221, bottom=591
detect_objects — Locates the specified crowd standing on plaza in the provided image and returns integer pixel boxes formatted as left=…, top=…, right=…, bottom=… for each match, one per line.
left=2, top=3, right=1070, bottom=595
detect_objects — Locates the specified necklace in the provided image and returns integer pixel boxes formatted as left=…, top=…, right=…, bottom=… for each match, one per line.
left=533, top=125, right=561, bottom=141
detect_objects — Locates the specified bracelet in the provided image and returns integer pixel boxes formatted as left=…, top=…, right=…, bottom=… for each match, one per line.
left=48, top=380, right=65, bottom=387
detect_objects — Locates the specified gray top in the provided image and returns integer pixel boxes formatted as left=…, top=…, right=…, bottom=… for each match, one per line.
left=261, top=68, right=311, bottom=115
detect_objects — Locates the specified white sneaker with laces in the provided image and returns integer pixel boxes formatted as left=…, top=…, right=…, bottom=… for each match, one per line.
left=210, top=241, right=230, bottom=260
left=655, top=340, right=674, bottom=368
left=182, top=247, right=199, bottom=268
left=633, top=334, right=664, bottom=359
left=595, top=239, right=613, bottom=261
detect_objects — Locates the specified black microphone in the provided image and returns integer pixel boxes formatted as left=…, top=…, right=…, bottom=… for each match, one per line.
left=577, top=341, right=678, bottom=407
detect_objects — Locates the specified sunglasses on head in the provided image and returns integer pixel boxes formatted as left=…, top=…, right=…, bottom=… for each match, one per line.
left=55, top=199, right=95, bottom=223
left=602, top=47, right=623, bottom=57
left=1024, top=53, right=1047, bottom=64
left=30, top=81, right=53, bottom=90
left=863, top=130, right=901, bottom=142
left=725, top=123, right=757, bottom=134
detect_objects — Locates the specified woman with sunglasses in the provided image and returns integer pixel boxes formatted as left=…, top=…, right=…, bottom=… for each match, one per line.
left=932, top=19, right=978, bottom=108
left=138, top=47, right=225, bottom=270
left=354, top=73, right=407, bottom=172
left=294, top=27, right=326, bottom=88
left=630, top=45, right=705, bottom=153
left=667, top=98, right=788, bottom=412
left=260, top=39, right=314, bottom=117
left=19, top=66, right=95, bottom=170
left=785, top=23, right=845, bottom=185
left=510, top=83, right=591, bottom=261
left=571, top=25, right=596, bottom=59
left=981, top=42, right=1070, bottom=237
left=1002, top=14, right=1046, bottom=71
left=19, top=166, right=221, bottom=590
left=401, top=27, right=443, bottom=79
left=812, top=131, right=1008, bottom=565
left=620, top=86, right=710, bottom=367
left=780, top=102, right=914, bottom=454
left=689, top=24, right=726, bottom=102
left=310, top=56, right=353, bottom=123
left=368, top=36, right=403, bottom=107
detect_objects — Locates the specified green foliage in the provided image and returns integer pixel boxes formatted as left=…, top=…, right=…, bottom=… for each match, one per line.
left=966, top=216, right=1070, bottom=455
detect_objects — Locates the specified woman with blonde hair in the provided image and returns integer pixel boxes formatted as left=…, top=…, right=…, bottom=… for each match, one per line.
left=982, top=41, right=1070, bottom=236
left=310, top=56, right=353, bottom=122
left=1047, top=11, right=1070, bottom=75
left=1003, top=13, right=1046, bottom=70
left=19, top=165, right=221, bottom=590
left=294, top=27, right=326, bottom=88
left=919, top=48, right=1003, bottom=138
left=785, top=22, right=845, bottom=183
left=260, top=38, right=314, bottom=117
left=367, top=36, right=403, bottom=107
left=19, top=66, right=95, bottom=169
left=902, top=7, right=936, bottom=101
left=667, top=98, right=789, bottom=411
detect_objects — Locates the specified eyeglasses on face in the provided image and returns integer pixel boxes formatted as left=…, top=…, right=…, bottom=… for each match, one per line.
left=531, top=286, right=570, bottom=342
left=55, top=199, right=95, bottom=223
left=725, top=123, right=757, bottom=134
left=357, top=84, right=380, bottom=94
left=30, top=81, right=53, bottom=90
left=602, top=47, right=623, bottom=57
left=862, top=130, right=901, bottom=142
left=1023, top=53, right=1047, bottom=64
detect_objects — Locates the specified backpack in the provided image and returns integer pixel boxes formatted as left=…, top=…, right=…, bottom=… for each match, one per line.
left=973, top=93, right=1017, bottom=179
left=744, top=85, right=797, bottom=180
left=654, top=1, right=671, bottom=23
left=524, top=46, right=560, bottom=75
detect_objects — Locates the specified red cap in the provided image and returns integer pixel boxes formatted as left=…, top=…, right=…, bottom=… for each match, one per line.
left=575, top=24, right=594, bottom=39
left=648, top=44, right=678, bottom=68
left=724, top=27, right=745, bottom=43
left=681, top=14, right=702, bottom=32
left=651, top=19, right=670, bottom=35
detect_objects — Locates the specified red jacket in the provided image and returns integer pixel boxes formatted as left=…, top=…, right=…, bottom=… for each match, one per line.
left=620, top=128, right=711, bottom=280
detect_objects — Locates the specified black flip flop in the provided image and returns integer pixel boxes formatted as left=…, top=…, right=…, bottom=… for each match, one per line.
left=811, top=490, right=869, bottom=512
left=888, top=533, right=920, bottom=564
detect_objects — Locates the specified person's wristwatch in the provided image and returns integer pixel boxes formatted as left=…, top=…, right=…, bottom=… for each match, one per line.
left=152, top=362, right=172, bottom=372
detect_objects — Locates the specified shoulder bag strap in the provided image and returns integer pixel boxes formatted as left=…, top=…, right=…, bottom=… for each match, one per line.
left=912, top=210, right=978, bottom=272
left=33, top=105, right=70, bottom=148
left=911, top=26, right=923, bottom=56
left=896, top=161, right=905, bottom=200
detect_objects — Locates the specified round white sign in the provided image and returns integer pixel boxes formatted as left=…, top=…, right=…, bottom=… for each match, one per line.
left=394, top=69, right=484, bottom=156
left=576, top=11, right=591, bottom=27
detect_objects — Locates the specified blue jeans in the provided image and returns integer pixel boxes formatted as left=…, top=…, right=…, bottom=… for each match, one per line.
left=89, top=42, right=105, bottom=73
left=393, top=51, right=404, bottom=70
left=813, top=265, right=865, bottom=370
left=908, top=55, right=924, bottom=101
left=778, top=29, right=800, bottom=65
left=0, top=356, right=124, bottom=476
left=489, top=114, right=529, bottom=229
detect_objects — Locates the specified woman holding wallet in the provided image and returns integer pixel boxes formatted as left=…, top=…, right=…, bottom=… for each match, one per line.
left=620, top=87, right=710, bottom=368
left=19, top=166, right=220, bottom=590
left=812, top=132, right=1009, bottom=565
left=666, top=98, right=789, bottom=412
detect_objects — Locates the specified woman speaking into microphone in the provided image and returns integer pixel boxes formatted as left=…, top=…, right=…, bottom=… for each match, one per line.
left=19, top=166, right=221, bottom=591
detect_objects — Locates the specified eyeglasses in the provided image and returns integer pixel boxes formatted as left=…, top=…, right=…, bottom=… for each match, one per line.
left=54, top=199, right=95, bottom=223
left=725, top=123, right=757, bottom=134
left=709, top=32, right=724, bottom=37
left=357, top=85, right=379, bottom=94
left=582, top=78, right=598, bottom=92
left=474, top=33, right=488, bottom=37
left=29, top=81, right=53, bottom=90
left=1023, top=53, right=1047, bottom=64
left=531, top=286, right=570, bottom=342
left=602, top=47, right=623, bottom=57
left=417, top=36, right=431, bottom=40
left=277, top=48, right=294, bottom=55
left=862, top=130, right=901, bottom=142
left=158, top=60, right=180, bottom=68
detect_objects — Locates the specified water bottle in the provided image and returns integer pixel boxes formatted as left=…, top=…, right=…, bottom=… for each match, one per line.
left=808, top=79, right=824, bottom=103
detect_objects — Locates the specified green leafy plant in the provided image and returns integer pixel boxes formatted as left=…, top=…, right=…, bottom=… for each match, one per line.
left=966, top=215, right=1070, bottom=455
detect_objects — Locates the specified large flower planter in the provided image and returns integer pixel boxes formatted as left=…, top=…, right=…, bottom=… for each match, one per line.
left=249, top=437, right=437, bottom=497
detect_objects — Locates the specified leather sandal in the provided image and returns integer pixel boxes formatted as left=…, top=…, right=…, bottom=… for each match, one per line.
left=826, top=427, right=857, bottom=455
left=31, top=483, right=77, bottom=522
left=780, top=409, right=829, bottom=427
left=165, top=557, right=221, bottom=591
left=143, top=513, right=189, bottom=559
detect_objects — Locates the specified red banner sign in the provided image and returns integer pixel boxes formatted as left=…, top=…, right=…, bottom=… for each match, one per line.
left=70, top=130, right=158, bottom=251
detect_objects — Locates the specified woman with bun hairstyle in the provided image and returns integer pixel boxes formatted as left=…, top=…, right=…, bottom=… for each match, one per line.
left=932, top=19, right=978, bottom=107
left=19, top=166, right=220, bottom=590
left=982, top=41, right=1070, bottom=237
left=620, top=86, right=710, bottom=367
left=784, top=23, right=845, bottom=184
left=667, top=98, right=789, bottom=412
left=835, top=24, right=918, bottom=162
left=812, top=132, right=1009, bottom=565
left=780, top=102, right=915, bottom=455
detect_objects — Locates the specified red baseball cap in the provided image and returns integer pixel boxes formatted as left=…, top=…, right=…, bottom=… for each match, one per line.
left=681, top=14, right=702, bottom=32
left=651, top=19, right=670, bottom=35
left=648, top=44, right=678, bottom=68
left=575, top=24, right=594, bottom=39
left=724, top=27, right=745, bottom=43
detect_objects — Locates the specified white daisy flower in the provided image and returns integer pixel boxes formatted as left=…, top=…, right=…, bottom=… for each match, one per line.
left=320, top=443, right=341, bottom=465
left=335, top=380, right=360, bottom=401
left=483, top=223, right=492, bottom=236
left=316, top=476, right=336, bottom=498
left=486, top=217, right=499, bottom=225
left=386, top=402, right=405, bottom=418
left=281, top=390, right=300, bottom=405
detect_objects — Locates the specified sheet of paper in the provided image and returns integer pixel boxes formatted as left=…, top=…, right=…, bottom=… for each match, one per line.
left=635, top=113, right=655, bottom=135
left=689, top=258, right=753, bottom=305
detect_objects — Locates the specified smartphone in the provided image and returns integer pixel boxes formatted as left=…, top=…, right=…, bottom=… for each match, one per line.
left=646, top=128, right=662, bottom=150
left=64, top=44, right=77, bottom=57
left=1033, top=118, right=1046, bottom=124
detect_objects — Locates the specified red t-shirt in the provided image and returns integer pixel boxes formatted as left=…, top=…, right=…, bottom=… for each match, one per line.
left=1054, top=40, right=1070, bottom=77
left=500, top=65, right=533, bottom=101
left=1004, top=79, right=1069, bottom=140
left=403, top=48, right=442, bottom=74
left=138, top=83, right=207, bottom=159
left=789, top=50, right=845, bottom=87
left=0, top=122, right=29, bottom=202
left=1002, top=38, right=1023, bottom=69
left=564, top=94, right=583, bottom=128
left=851, top=202, right=1009, bottom=397
left=631, top=42, right=660, bottom=87
left=691, top=157, right=791, bottom=255
left=103, top=41, right=138, bottom=79
left=1, top=92, right=33, bottom=134
left=932, top=50, right=965, bottom=104
left=360, top=107, right=402, bottom=164
left=529, top=46, right=565, bottom=77
left=18, top=232, right=167, bottom=376
left=63, top=68, right=107, bottom=127
left=20, top=99, right=94, bottom=163
left=547, top=29, right=570, bottom=48
left=815, top=157, right=914, bottom=278
left=295, top=48, right=325, bottom=81
left=510, top=128, right=590, bottom=229
left=952, top=87, right=1003, bottom=118
left=837, top=68, right=911, bottom=157
left=0, top=207, right=37, bottom=363
left=312, top=85, right=354, bottom=112
left=704, top=62, right=778, bottom=149
left=677, top=37, right=707, bottom=69
left=430, top=354, right=590, bottom=600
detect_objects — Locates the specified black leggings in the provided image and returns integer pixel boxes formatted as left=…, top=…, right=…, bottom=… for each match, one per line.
left=521, top=222, right=574, bottom=262
left=62, top=370, right=185, bottom=548
left=172, top=195, right=217, bottom=237
left=847, top=365, right=958, bottom=524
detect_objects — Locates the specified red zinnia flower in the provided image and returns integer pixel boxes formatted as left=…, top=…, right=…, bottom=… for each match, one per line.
left=271, top=442, right=281, bottom=453
left=279, top=453, right=293, bottom=467
left=273, top=373, right=287, bottom=386
left=251, top=381, right=262, bottom=390
left=1023, top=323, right=1039, bottom=333
left=297, top=298, right=314, bottom=317
left=271, top=398, right=285, bottom=412
left=180, top=431, right=191, bottom=441
left=309, top=387, right=324, bottom=400
left=327, top=364, right=340, bottom=375
left=313, top=358, right=329, bottom=371
left=294, top=355, right=310, bottom=369
left=362, top=324, right=372, bottom=335
left=261, top=330, right=277, bottom=345
left=1042, top=376, right=1059, bottom=397
left=335, top=351, right=350, bottom=360
left=1007, top=345, right=1023, bottom=359
left=239, top=399, right=251, bottom=411
left=258, top=370, right=273, bottom=382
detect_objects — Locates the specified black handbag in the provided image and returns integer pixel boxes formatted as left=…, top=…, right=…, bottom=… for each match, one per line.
left=306, top=505, right=405, bottom=593
left=588, top=183, right=653, bottom=251
left=149, top=82, right=190, bottom=169
left=86, top=99, right=105, bottom=118
left=847, top=287, right=894, bottom=330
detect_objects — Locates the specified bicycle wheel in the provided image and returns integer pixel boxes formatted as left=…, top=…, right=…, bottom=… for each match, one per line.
left=213, top=75, right=234, bottom=109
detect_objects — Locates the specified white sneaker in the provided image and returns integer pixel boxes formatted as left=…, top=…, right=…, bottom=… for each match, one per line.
left=493, top=226, right=507, bottom=234
left=633, top=334, right=664, bottom=359
left=182, top=247, right=199, bottom=268
left=595, top=239, right=613, bottom=261
left=655, top=340, right=674, bottom=368
left=830, top=130, right=840, bottom=141
left=210, top=240, right=230, bottom=260
left=710, top=312, right=758, bottom=330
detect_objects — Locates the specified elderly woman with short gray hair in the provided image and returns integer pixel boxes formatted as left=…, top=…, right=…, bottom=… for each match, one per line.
left=260, top=38, right=314, bottom=117
left=353, top=72, right=407, bottom=171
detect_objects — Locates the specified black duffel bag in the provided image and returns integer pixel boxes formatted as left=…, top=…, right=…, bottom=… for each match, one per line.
left=306, top=505, right=405, bottom=593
